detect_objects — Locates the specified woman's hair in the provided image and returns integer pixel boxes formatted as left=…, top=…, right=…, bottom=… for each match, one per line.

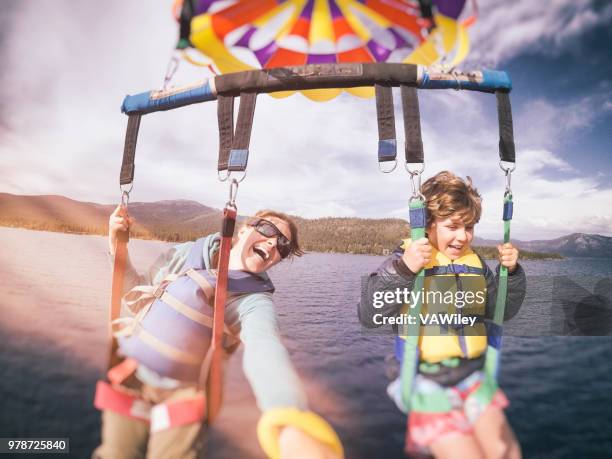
left=421, top=171, right=482, bottom=228
left=245, top=209, right=304, bottom=258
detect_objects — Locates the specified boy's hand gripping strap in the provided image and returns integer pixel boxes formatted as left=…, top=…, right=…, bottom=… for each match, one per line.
left=204, top=206, right=237, bottom=423
left=401, top=199, right=427, bottom=409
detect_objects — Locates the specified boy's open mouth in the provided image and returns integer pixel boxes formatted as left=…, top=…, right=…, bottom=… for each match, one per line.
left=448, top=244, right=463, bottom=251
left=253, top=246, right=269, bottom=261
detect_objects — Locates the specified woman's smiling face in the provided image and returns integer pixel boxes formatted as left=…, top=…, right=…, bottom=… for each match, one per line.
left=428, top=215, right=474, bottom=260
left=229, top=217, right=292, bottom=273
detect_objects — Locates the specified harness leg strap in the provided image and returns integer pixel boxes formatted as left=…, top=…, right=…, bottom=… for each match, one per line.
left=150, top=396, right=207, bottom=432
left=94, top=381, right=151, bottom=422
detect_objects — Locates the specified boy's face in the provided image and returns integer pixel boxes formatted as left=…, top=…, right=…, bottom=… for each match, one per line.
left=428, top=216, right=474, bottom=260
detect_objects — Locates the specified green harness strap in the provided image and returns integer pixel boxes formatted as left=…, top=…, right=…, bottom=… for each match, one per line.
left=401, top=198, right=427, bottom=409
left=471, top=193, right=514, bottom=405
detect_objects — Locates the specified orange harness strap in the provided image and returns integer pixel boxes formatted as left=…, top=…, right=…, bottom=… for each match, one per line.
left=94, top=379, right=206, bottom=430
left=107, top=227, right=129, bottom=369
left=205, top=206, right=237, bottom=423
left=94, top=380, right=150, bottom=422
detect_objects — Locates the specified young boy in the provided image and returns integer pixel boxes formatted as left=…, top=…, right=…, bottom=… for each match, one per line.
left=359, top=171, right=526, bottom=459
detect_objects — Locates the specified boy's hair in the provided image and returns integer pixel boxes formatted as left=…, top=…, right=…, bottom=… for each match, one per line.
left=421, top=171, right=482, bottom=228
left=245, top=209, right=304, bottom=258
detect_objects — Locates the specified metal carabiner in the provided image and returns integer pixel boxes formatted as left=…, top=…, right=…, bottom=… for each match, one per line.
left=119, top=183, right=133, bottom=207
left=162, top=54, right=180, bottom=91
left=226, top=178, right=239, bottom=210
left=499, top=161, right=516, bottom=197
left=228, top=170, right=247, bottom=183
left=504, top=169, right=513, bottom=197
left=409, top=174, right=426, bottom=202
left=405, top=162, right=426, bottom=201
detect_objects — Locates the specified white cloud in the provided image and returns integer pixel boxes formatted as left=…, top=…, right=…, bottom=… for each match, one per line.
left=466, top=0, right=612, bottom=66
left=0, top=0, right=610, bottom=241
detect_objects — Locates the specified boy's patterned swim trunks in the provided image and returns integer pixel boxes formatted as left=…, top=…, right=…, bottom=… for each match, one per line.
left=401, top=371, right=509, bottom=455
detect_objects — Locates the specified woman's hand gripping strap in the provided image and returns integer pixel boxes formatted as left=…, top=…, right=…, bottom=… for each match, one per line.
left=257, top=408, right=344, bottom=459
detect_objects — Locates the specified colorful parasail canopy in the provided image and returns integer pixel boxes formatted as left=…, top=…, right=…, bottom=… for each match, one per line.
left=174, top=0, right=476, bottom=101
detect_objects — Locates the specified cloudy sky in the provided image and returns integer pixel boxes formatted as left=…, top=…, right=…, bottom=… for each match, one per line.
left=0, top=0, right=610, bottom=240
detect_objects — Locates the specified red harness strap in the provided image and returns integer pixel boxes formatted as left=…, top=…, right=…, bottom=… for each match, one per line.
left=107, top=357, right=138, bottom=385
left=94, top=379, right=206, bottom=430
left=205, top=206, right=237, bottom=423
left=108, top=225, right=129, bottom=369
left=150, top=396, right=206, bottom=432
left=94, top=380, right=150, bottom=422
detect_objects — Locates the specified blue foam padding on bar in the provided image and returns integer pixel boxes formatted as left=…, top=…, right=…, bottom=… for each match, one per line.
left=121, top=80, right=217, bottom=115
left=486, top=321, right=503, bottom=349
left=378, top=139, right=397, bottom=161
left=503, top=200, right=513, bottom=221
left=409, top=207, right=426, bottom=228
left=419, top=70, right=512, bottom=93
left=395, top=336, right=405, bottom=361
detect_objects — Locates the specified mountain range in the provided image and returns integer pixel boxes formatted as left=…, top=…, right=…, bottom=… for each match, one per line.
left=1, top=193, right=610, bottom=258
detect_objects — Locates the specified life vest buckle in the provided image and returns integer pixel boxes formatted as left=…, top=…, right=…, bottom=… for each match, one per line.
left=153, top=284, right=166, bottom=299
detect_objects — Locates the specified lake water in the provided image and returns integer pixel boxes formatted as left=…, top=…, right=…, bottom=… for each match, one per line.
left=0, top=227, right=611, bottom=458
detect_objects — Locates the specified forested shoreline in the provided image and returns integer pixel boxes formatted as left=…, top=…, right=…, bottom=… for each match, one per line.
left=1, top=217, right=562, bottom=259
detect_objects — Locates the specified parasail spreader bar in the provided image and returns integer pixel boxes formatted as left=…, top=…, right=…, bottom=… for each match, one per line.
left=121, top=64, right=512, bottom=116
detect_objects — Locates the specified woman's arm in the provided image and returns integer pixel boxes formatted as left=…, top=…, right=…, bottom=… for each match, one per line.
left=236, top=294, right=343, bottom=458
left=236, top=293, right=308, bottom=411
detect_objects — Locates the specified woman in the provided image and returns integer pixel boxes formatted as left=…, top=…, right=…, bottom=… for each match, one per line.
left=94, top=206, right=342, bottom=459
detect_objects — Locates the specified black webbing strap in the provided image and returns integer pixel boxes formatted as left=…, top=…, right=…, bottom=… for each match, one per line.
left=400, top=85, right=424, bottom=164
left=217, top=95, right=234, bottom=171
left=119, top=114, right=141, bottom=185
left=375, top=84, right=397, bottom=162
left=496, top=92, right=515, bottom=163
left=217, top=92, right=257, bottom=172
left=418, top=0, right=436, bottom=30
left=229, top=92, right=257, bottom=172
left=178, top=0, right=195, bottom=46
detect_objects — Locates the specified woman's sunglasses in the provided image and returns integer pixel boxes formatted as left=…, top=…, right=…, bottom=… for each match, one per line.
left=249, top=219, right=293, bottom=259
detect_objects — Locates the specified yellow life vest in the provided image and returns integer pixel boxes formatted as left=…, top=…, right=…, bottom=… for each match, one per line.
left=399, top=239, right=488, bottom=363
